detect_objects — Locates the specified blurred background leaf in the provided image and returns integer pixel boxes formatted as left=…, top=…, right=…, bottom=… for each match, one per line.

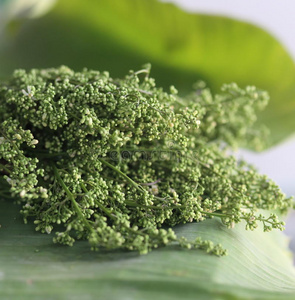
left=0, top=0, right=56, bottom=18
left=1, top=199, right=295, bottom=300
left=0, top=0, right=294, bottom=146
left=0, top=0, right=56, bottom=33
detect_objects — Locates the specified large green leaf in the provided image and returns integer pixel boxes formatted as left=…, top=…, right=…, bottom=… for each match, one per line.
left=1, top=199, right=295, bottom=300
left=0, top=0, right=295, bottom=145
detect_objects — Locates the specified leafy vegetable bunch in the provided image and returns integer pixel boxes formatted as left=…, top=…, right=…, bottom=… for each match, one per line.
left=0, top=65, right=293, bottom=255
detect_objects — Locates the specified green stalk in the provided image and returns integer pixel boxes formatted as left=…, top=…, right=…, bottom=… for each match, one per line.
left=99, top=158, right=169, bottom=202
left=99, top=158, right=145, bottom=193
left=0, top=163, right=11, bottom=174
left=80, top=182, right=117, bottom=220
left=52, top=165, right=94, bottom=233
left=201, top=210, right=279, bottom=227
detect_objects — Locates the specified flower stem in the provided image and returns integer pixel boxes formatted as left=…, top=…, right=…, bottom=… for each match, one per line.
left=52, top=165, right=94, bottom=233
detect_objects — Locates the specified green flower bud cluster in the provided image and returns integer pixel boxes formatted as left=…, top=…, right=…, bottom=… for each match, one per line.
left=0, top=65, right=293, bottom=255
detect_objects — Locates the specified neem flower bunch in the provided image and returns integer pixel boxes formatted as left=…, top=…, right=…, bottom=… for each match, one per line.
left=0, top=65, right=293, bottom=255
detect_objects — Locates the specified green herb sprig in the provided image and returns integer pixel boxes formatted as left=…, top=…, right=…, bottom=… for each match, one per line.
left=0, top=65, right=293, bottom=255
